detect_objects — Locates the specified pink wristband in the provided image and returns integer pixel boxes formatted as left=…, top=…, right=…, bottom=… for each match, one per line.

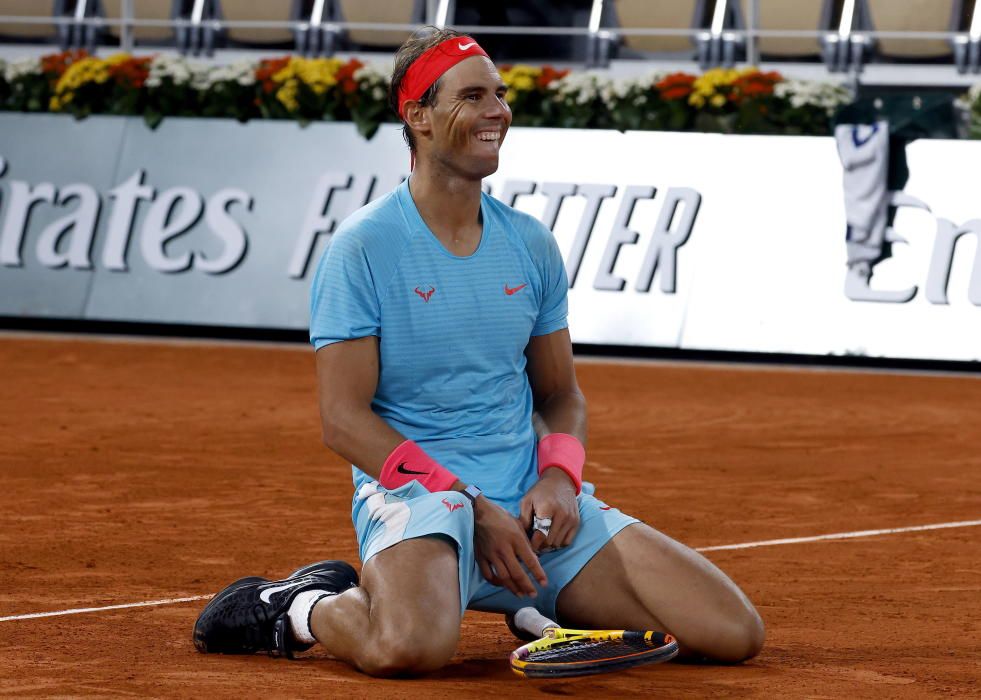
left=379, top=440, right=458, bottom=493
left=537, top=433, right=585, bottom=495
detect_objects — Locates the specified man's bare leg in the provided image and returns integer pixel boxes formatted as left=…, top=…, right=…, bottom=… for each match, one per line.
left=556, top=523, right=764, bottom=663
left=309, top=536, right=462, bottom=676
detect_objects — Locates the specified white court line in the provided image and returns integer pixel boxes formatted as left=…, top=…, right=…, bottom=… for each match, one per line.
left=2, top=519, right=980, bottom=623
left=0, top=595, right=212, bottom=622
left=695, top=519, right=981, bottom=552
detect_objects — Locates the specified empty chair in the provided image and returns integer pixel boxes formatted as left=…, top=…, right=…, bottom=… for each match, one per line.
left=867, top=0, right=954, bottom=58
left=0, top=0, right=56, bottom=42
left=754, top=0, right=825, bottom=59
left=336, top=0, right=421, bottom=49
left=220, top=0, right=294, bottom=47
left=101, top=0, right=176, bottom=45
left=612, top=0, right=699, bottom=54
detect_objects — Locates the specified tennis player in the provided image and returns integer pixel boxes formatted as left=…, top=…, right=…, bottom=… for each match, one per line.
left=194, top=28, right=764, bottom=675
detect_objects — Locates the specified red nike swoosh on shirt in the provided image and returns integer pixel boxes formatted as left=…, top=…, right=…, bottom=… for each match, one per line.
left=504, top=283, right=527, bottom=295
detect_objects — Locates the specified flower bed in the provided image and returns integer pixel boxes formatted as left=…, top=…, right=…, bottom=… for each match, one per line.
left=1, top=50, right=965, bottom=138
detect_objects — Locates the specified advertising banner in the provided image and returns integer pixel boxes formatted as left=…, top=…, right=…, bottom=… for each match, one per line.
left=0, top=114, right=978, bottom=361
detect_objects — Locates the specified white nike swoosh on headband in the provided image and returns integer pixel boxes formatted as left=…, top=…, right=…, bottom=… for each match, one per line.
left=458, top=41, right=476, bottom=50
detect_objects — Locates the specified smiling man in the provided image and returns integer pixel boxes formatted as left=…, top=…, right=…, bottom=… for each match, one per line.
left=193, top=29, right=764, bottom=676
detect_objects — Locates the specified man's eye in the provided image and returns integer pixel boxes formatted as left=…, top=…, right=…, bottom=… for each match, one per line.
left=467, top=94, right=480, bottom=101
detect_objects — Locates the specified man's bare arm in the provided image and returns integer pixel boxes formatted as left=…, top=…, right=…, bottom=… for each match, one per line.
left=315, top=336, right=404, bottom=474
left=522, top=328, right=587, bottom=550
left=525, top=328, right=587, bottom=443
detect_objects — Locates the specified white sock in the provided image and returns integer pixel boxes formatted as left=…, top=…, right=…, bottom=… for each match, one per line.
left=287, top=590, right=333, bottom=645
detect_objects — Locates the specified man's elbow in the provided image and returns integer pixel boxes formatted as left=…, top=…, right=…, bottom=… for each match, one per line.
left=319, top=405, right=348, bottom=450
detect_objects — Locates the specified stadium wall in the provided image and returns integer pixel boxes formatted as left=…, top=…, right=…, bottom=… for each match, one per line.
left=1, top=114, right=979, bottom=362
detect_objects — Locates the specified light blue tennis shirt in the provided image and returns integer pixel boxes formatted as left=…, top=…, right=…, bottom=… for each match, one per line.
left=309, top=178, right=569, bottom=510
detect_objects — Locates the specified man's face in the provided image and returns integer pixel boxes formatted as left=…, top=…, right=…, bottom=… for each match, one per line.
left=424, top=56, right=512, bottom=179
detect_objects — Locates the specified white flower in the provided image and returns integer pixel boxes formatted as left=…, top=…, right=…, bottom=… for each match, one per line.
left=371, top=86, right=385, bottom=101
left=188, top=59, right=256, bottom=90
left=3, top=56, right=41, bottom=81
left=775, top=79, right=851, bottom=114
left=552, top=71, right=602, bottom=104
left=146, top=54, right=197, bottom=88
left=354, top=63, right=390, bottom=86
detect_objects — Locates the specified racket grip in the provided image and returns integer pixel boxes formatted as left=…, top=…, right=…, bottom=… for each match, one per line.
left=514, top=607, right=559, bottom=638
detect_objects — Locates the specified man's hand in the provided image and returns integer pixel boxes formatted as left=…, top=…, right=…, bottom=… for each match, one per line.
left=520, top=468, right=580, bottom=553
left=474, top=496, right=548, bottom=597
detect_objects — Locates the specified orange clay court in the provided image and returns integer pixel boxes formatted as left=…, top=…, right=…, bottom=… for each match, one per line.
left=0, top=333, right=979, bottom=698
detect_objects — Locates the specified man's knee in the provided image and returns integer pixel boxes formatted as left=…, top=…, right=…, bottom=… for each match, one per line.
left=357, top=628, right=459, bottom=677
left=700, top=607, right=765, bottom=663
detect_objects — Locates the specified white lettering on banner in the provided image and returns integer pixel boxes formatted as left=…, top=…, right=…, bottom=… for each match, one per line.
left=0, top=159, right=253, bottom=275
left=1, top=180, right=56, bottom=267
left=926, top=219, right=981, bottom=305
left=288, top=172, right=354, bottom=280
left=288, top=172, right=403, bottom=279
left=35, top=184, right=101, bottom=269
left=499, top=180, right=536, bottom=207
left=538, top=181, right=577, bottom=230
left=487, top=180, right=698, bottom=293
left=197, top=189, right=251, bottom=274
left=563, top=184, right=616, bottom=287
left=848, top=193, right=981, bottom=307
left=636, top=187, right=701, bottom=293
left=103, top=170, right=154, bottom=271
left=140, top=187, right=203, bottom=273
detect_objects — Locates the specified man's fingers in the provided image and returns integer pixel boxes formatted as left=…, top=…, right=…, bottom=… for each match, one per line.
left=529, top=528, right=547, bottom=553
left=519, top=497, right=534, bottom=532
left=499, top=551, right=537, bottom=596
left=514, top=539, right=548, bottom=588
left=477, top=556, right=496, bottom=585
left=487, top=556, right=519, bottom=594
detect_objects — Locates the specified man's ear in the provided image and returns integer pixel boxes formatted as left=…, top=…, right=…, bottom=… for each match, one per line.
left=403, top=100, right=432, bottom=138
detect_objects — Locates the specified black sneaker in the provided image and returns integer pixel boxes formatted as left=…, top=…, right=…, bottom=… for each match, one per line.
left=193, top=561, right=358, bottom=658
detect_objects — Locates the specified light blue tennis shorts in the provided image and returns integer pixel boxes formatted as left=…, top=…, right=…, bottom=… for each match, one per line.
left=352, top=480, right=639, bottom=620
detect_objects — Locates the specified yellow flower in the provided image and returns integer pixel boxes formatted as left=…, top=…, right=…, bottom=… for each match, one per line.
left=710, top=93, right=727, bottom=108
left=276, top=80, right=299, bottom=112
left=500, top=64, right=541, bottom=93
left=51, top=56, right=112, bottom=107
left=105, top=53, right=131, bottom=67
left=689, top=93, right=706, bottom=108
left=272, top=56, right=342, bottom=99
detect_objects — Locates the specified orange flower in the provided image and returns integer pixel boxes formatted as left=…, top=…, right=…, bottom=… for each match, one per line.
left=41, top=50, right=87, bottom=79
left=108, top=56, right=151, bottom=89
left=335, top=58, right=363, bottom=83
left=656, top=72, right=696, bottom=101
left=256, top=56, right=290, bottom=93
left=731, top=70, right=782, bottom=103
left=536, top=65, right=569, bottom=89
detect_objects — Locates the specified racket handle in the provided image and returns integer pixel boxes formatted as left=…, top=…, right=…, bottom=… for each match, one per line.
left=514, top=607, right=559, bottom=638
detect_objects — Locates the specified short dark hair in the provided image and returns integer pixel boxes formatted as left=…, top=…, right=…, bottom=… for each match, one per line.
left=389, top=27, right=467, bottom=152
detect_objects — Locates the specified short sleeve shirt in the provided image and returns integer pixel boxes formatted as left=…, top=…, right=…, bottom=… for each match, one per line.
left=310, top=179, right=569, bottom=508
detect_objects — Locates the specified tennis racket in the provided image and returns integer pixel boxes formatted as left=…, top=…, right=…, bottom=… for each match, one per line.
left=509, top=607, right=679, bottom=678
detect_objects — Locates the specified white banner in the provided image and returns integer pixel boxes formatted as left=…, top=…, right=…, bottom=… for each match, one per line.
left=0, top=115, right=978, bottom=361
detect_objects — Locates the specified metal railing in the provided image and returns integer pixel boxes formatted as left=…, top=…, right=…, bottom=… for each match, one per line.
left=0, top=0, right=979, bottom=74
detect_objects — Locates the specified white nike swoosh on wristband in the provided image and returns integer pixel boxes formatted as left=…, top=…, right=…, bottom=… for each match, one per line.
left=259, top=581, right=307, bottom=604
left=458, top=41, right=476, bottom=50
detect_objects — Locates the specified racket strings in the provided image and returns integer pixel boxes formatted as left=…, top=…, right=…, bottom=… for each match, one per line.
left=526, top=636, right=656, bottom=663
